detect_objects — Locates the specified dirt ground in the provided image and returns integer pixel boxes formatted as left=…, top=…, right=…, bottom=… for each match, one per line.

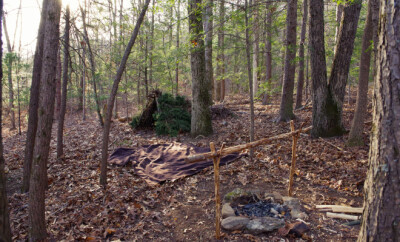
left=3, top=92, right=370, bottom=241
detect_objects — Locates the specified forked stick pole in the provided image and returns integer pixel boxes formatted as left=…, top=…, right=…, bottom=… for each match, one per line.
left=288, top=121, right=302, bottom=196
left=211, top=142, right=224, bottom=239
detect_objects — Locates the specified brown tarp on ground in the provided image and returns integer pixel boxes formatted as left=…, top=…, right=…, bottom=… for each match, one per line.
left=108, top=142, right=242, bottom=185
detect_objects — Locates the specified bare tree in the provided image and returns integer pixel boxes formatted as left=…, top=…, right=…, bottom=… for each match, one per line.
left=2, top=11, right=16, bottom=130
left=245, top=0, right=254, bottom=160
left=80, top=5, right=104, bottom=126
left=22, top=0, right=49, bottom=193
left=57, top=6, right=70, bottom=159
left=28, top=0, right=62, bottom=240
left=347, top=0, right=378, bottom=146
left=252, top=0, right=259, bottom=99
left=0, top=0, right=13, bottom=240
left=175, top=0, right=180, bottom=96
left=358, top=0, right=400, bottom=239
left=100, top=0, right=151, bottom=187
left=295, top=0, right=308, bottom=109
left=262, top=2, right=273, bottom=105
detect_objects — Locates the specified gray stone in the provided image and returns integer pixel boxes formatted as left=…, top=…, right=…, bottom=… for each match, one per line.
left=221, top=216, right=250, bottom=231
left=282, top=196, right=307, bottom=219
left=245, top=217, right=285, bottom=234
left=222, top=203, right=236, bottom=218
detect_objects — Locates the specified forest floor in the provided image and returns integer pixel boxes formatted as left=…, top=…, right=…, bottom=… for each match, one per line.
left=3, top=90, right=371, bottom=241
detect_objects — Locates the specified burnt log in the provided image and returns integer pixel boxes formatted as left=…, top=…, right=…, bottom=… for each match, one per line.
left=134, top=90, right=161, bottom=129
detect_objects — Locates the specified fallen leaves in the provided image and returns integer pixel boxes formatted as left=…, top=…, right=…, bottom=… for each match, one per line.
left=3, top=92, right=370, bottom=241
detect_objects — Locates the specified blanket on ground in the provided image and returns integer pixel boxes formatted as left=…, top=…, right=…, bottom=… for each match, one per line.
left=108, top=142, right=242, bottom=185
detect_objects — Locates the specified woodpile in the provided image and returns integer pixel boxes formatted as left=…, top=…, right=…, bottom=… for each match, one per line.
left=316, top=205, right=363, bottom=221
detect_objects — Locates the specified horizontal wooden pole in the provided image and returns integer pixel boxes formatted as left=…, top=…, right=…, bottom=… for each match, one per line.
left=185, top=126, right=312, bottom=163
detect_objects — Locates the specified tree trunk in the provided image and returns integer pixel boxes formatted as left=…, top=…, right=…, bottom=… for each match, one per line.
left=144, top=30, right=149, bottom=97
left=28, top=0, right=61, bottom=240
left=358, top=0, right=400, bottom=239
left=0, top=0, right=12, bottom=239
left=215, top=0, right=225, bottom=102
left=149, top=0, right=154, bottom=89
left=280, top=30, right=285, bottom=87
left=55, top=49, right=61, bottom=119
left=347, top=0, right=377, bottom=146
left=81, top=5, right=104, bottom=126
left=325, top=1, right=361, bottom=134
left=175, top=0, right=180, bottom=96
left=100, top=0, right=150, bottom=187
left=305, top=51, right=309, bottom=101
left=57, top=5, right=70, bottom=159
left=137, top=67, right=141, bottom=105
left=252, top=0, right=259, bottom=99
left=295, top=0, right=308, bottom=109
left=245, top=0, right=254, bottom=161
left=204, top=0, right=213, bottom=104
left=2, top=13, right=16, bottom=130
left=277, top=0, right=297, bottom=122
left=309, top=0, right=329, bottom=137
left=334, top=3, right=343, bottom=55
left=81, top=44, right=86, bottom=120
left=311, top=1, right=361, bottom=137
left=189, top=0, right=213, bottom=137
left=262, top=2, right=272, bottom=105
left=77, top=66, right=83, bottom=111
left=22, top=0, right=48, bottom=193
left=16, top=73, right=21, bottom=135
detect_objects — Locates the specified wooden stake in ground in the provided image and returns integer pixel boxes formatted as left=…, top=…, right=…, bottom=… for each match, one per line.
left=288, top=121, right=302, bottom=196
left=210, top=142, right=224, bottom=240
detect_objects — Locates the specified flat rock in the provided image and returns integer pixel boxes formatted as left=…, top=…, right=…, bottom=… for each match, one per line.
left=222, top=204, right=236, bottom=218
left=221, top=216, right=250, bottom=231
left=245, top=217, right=285, bottom=234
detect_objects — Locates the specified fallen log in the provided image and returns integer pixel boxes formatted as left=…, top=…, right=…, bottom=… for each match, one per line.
left=316, top=205, right=363, bottom=214
left=185, top=126, right=312, bottom=163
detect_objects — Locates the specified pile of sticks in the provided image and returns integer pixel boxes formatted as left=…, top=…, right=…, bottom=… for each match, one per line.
left=316, top=205, right=363, bottom=221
